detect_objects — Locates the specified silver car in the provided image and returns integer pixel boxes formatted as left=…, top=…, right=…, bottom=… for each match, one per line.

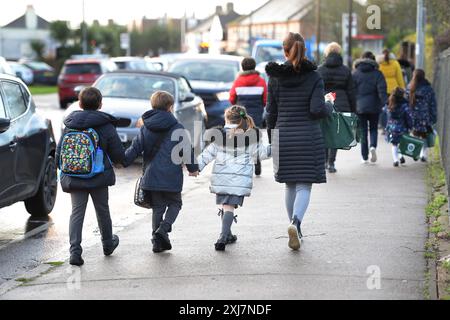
left=64, top=71, right=207, bottom=150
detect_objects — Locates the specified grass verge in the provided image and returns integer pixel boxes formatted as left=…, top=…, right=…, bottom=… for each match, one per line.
left=29, top=85, right=57, bottom=95
left=424, top=143, right=450, bottom=300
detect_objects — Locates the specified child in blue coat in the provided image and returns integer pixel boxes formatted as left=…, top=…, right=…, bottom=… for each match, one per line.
left=386, top=87, right=413, bottom=167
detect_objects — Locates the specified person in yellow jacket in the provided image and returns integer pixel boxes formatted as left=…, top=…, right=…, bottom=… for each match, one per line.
left=378, top=49, right=406, bottom=94
left=378, top=49, right=406, bottom=132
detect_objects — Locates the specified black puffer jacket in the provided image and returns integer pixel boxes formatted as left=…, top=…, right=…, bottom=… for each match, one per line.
left=317, top=52, right=356, bottom=112
left=352, top=59, right=388, bottom=114
left=265, top=60, right=332, bottom=184
left=56, top=110, right=125, bottom=192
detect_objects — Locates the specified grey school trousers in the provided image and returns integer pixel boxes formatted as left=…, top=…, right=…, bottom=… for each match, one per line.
left=69, top=187, right=113, bottom=256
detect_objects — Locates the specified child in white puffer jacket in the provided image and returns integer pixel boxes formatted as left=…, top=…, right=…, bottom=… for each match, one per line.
left=197, top=105, right=271, bottom=251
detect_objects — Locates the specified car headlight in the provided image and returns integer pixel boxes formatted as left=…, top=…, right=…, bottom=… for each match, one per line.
left=216, top=91, right=230, bottom=101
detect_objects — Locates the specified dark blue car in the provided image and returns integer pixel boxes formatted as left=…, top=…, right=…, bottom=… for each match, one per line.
left=169, top=54, right=243, bottom=128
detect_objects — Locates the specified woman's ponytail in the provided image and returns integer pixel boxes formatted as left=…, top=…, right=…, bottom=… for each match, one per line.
left=284, top=32, right=306, bottom=73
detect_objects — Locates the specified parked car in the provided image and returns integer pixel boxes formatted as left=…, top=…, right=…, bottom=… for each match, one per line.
left=8, top=61, right=34, bottom=85
left=169, top=54, right=243, bottom=128
left=0, top=57, right=15, bottom=76
left=252, top=40, right=285, bottom=65
left=20, top=61, right=58, bottom=85
left=58, top=58, right=117, bottom=109
left=63, top=70, right=207, bottom=151
left=0, top=74, right=57, bottom=217
left=112, top=57, right=157, bottom=71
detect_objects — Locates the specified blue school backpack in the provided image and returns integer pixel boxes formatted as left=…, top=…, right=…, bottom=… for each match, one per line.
left=59, top=128, right=106, bottom=179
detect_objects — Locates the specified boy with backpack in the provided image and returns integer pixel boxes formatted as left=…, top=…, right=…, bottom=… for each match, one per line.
left=122, top=91, right=199, bottom=253
left=56, top=87, right=125, bottom=266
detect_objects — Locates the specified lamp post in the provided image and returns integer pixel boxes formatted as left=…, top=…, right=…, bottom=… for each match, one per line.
left=82, top=0, right=87, bottom=54
left=315, top=0, right=321, bottom=63
left=347, top=0, right=353, bottom=67
left=416, top=0, right=425, bottom=69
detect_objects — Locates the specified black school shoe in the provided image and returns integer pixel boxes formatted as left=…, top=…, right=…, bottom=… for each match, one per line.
left=400, top=157, right=406, bottom=165
left=155, top=228, right=172, bottom=251
left=215, top=240, right=226, bottom=251
left=227, top=234, right=238, bottom=244
left=152, top=236, right=164, bottom=253
left=103, top=235, right=120, bottom=256
left=255, top=161, right=262, bottom=176
left=394, top=162, right=400, bottom=167
left=70, top=254, right=84, bottom=266
left=328, top=164, right=337, bottom=174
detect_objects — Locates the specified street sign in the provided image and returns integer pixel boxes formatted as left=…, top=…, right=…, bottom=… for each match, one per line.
left=120, top=33, right=130, bottom=50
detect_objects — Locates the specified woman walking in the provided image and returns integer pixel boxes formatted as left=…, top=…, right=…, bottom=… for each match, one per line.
left=407, top=69, right=437, bottom=162
left=353, top=51, right=388, bottom=163
left=318, top=42, right=356, bottom=173
left=265, top=32, right=332, bottom=251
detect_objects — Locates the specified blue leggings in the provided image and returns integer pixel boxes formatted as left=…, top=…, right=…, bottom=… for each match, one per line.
left=285, top=183, right=312, bottom=222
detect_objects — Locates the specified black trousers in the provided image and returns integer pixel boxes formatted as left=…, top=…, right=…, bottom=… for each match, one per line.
left=145, top=191, right=182, bottom=234
left=325, top=149, right=338, bottom=165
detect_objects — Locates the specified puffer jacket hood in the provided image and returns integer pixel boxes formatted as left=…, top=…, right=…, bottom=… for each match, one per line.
left=142, top=109, right=178, bottom=133
left=324, top=52, right=344, bottom=68
left=64, top=110, right=118, bottom=130
left=266, top=60, right=317, bottom=78
left=354, top=59, right=379, bottom=72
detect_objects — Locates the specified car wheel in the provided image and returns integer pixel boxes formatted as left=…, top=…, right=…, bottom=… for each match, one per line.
left=25, top=156, right=58, bottom=217
left=59, top=100, right=68, bottom=109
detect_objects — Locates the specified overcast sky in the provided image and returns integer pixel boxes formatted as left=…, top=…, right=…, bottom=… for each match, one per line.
left=0, top=0, right=267, bottom=27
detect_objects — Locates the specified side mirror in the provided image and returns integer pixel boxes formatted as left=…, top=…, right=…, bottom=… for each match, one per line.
left=0, top=118, right=11, bottom=133
left=181, top=92, right=195, bottom=103
left=15, top=71, right=23, bottom=79
left=74, top=85, right=86, bottom=96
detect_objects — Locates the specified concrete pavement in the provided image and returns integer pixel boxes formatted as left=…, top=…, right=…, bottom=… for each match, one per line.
left=0, top=136, right=430, bottom=300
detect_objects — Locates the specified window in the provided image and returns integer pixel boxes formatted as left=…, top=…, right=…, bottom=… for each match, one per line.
left=0, top=94, right=6, bottom=118
left=178, top=78, right=191, bottom=101
left=2, top=81, right=27, bottom=119
left=170, top=60, right=239, bottom=83
left=63, top=63, right=102, bottom=75
left=95, top=75, right=176, bottom=100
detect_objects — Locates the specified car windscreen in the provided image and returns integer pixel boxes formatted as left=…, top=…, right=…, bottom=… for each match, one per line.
left=170, top=60, right=239, bottom=83
left=255, top=46, right=285, bottom=64
left=95, top=75, right=176, bottom=100
left=63, top=63, right=102, bottom=75
left=25, top=62, right=53, bottom=71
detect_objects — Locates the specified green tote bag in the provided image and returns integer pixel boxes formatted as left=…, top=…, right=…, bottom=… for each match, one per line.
left=320, top=109, right=359, bottom=150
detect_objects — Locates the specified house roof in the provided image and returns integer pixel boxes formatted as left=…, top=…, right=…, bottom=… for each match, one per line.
left=3, top=13, right=50, bottom=30
left=231, top=0, right=313, bottom=26
left=188, top=9, right=241, bottom=33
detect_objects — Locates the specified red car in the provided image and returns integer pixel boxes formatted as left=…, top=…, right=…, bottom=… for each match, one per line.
left=57, top=59, right=117, bottom=108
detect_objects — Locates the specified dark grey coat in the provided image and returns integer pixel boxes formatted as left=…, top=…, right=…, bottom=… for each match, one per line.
left=352, top=59, right=388, bottom=115
left=265, top=60, right=332, bottom=184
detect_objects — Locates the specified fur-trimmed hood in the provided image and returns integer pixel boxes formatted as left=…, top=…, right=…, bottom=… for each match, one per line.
left=265, top=60, right=317, bottom=78
left=354, top=58, right=379, bottom=71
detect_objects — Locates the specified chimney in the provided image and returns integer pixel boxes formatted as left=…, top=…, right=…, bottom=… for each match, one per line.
left=215, top=5, right=223, bottom=15
left=25, top=5, right=38, bottom=29
left=226, top=2, right=234, bottom=14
